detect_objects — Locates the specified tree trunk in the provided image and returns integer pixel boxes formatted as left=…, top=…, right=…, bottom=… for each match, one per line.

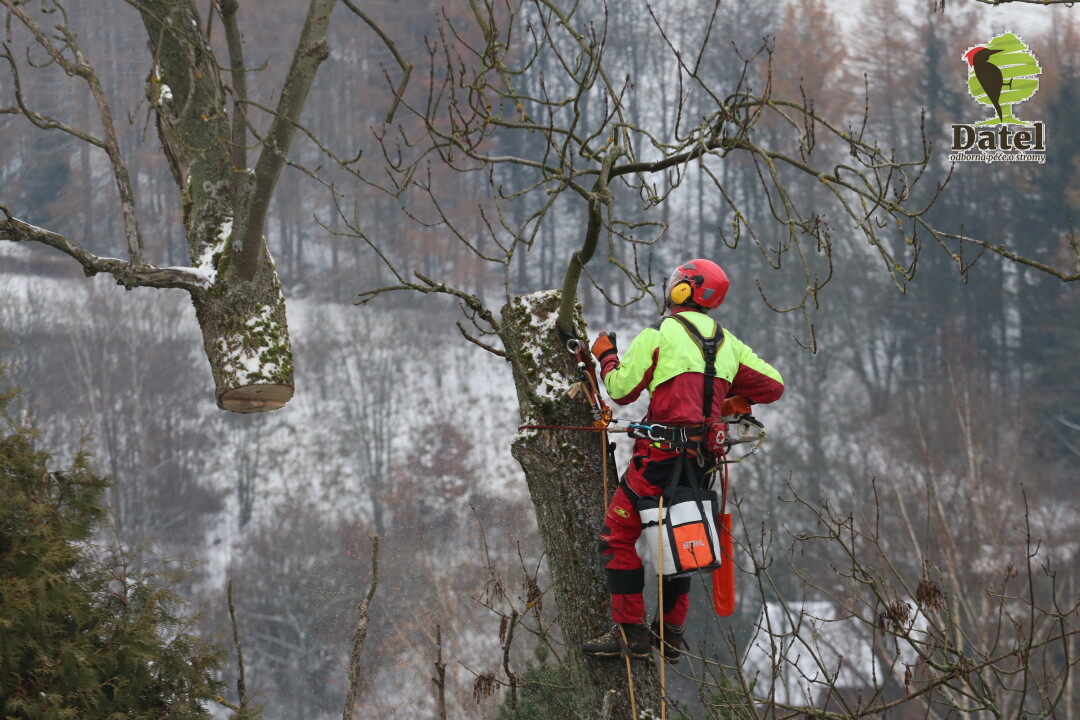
left=499, top=290, right=662, bottom=718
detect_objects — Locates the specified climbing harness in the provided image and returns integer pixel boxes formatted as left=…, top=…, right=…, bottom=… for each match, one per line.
left=515, top=419, right=766, bottom=460
left=666, top=313, right=721, bottom=425
left=644, top=314, right=722, bottom=717
left=629, top=422, right=710, bottom=449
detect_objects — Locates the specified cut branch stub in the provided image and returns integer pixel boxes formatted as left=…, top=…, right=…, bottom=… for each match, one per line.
left=191, top=261, right=294, bottom=413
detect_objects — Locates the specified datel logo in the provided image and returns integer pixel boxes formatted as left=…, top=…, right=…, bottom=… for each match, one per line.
left=949, top=33, right=1045, bottom=164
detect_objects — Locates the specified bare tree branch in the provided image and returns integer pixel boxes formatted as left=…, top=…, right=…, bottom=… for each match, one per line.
left=240, top=0, right=336, bottom=280
left=0, top=209, right=208, bottom=291
left=342, top=535, right=380, bottom=720
left=0, top=44, right=107, bottom=148
left=2, top=0, right=144, bottom=265
left=217, top=0, right=249, bottom=204
left=226, top=580, right=251, bottom=711
left=431, top=624, right=448, bottom=720
left=339, top=0, right=414, bottom=124
left=556, top=145, right=624, bottom=334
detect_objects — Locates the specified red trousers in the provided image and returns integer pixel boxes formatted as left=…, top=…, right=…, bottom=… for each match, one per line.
left=598, top=440, right=708, bottom=625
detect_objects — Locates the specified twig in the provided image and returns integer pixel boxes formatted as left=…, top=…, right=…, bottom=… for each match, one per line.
left=342, top=535, right=380, bottom=720
left=432, top=624, right=448, bottom=720
left=339, top=0, right=414, bottom=124
left=227, top=580, right=250, bottom=710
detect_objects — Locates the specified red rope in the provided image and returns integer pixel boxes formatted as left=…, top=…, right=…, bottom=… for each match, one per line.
left=517, top=424, right=621, bottom=432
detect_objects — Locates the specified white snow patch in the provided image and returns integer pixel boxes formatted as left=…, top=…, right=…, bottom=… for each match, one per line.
left=513, top=290, right=576, bottom=407
left=151, top=65, right=173, bottom=105
left=218, top=220, right=233, bottom=243
left=190, top=220, right=230, bottom=287
left=164, top=266, right=213, bottom=288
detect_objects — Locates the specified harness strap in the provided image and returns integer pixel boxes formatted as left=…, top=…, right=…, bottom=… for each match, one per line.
left=659, top=315, right=728, bottom=544
left=666, top=313, right=723, bottom=423
left=661, top=452, right=686, bottom=503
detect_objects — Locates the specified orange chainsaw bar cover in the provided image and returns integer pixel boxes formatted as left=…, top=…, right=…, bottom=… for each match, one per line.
left=711, top=513, right=735, bottom=616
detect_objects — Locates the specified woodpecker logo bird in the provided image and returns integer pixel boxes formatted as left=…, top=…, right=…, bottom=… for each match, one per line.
left=962, top=33, right=1041, bottom=126
left=965, top=47, right=1009, bottom=124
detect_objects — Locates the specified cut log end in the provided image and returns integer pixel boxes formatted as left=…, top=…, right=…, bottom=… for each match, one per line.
left=218, top=383, right=294, bottom=413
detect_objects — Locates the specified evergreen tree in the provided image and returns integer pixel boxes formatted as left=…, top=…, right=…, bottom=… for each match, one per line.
left=0, top=378, right=228, bottom=719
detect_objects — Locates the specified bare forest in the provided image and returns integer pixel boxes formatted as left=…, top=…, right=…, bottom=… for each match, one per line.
left=2, top=0, right=1079, bottom=718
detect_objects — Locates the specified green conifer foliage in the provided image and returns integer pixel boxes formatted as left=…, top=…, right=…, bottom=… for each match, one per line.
left=0, top=381, right=226, bottom=719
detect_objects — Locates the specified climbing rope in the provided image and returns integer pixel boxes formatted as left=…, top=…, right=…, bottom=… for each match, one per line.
left=618, top=496, right=667, bottom=720
left=657, top=494, right=667, bottom=720
left=618, top=624, right=639, bottom=720
left=601, top=426, right=610, bottom=510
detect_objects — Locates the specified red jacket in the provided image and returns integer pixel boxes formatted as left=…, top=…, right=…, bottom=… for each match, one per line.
left=599, top=308, right=783, bottom=425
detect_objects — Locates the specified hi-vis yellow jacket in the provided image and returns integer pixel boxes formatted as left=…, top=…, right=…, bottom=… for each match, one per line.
left=599, top=308, right=784, bottom=425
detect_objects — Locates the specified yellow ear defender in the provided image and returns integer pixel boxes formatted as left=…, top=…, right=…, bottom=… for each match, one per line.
left=669, top=280, right=692, bottom=305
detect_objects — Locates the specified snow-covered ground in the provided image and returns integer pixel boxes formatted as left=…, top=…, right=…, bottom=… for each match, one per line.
left=0, top=263, right=541, bottom=718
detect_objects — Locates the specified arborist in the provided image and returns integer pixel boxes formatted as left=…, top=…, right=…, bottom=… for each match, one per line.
left=582, top=258, right=784, bottom=663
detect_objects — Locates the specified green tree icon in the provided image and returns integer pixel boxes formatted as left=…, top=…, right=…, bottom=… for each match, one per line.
left=964, top=33, right=1041, bottom=126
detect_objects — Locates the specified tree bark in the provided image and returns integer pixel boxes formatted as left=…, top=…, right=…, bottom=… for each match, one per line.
left=499, top=290, right=662, bottom=718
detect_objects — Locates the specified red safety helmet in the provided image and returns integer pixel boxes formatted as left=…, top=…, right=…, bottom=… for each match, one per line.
left=667, top=259, right=729, bottom=310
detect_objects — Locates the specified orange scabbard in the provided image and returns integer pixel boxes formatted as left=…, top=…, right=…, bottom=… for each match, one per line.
left=711, top=513, right=735, bottom=616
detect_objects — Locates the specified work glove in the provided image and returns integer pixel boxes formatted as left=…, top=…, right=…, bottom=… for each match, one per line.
left=721, top=395, right=752, bottom=417
left=591, top=332, right=618, bottom=362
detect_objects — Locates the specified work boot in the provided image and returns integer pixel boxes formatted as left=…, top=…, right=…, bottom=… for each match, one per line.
left=651, top=620, right=688, bottom=664
left=582, top=623, right=651, bottom=659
